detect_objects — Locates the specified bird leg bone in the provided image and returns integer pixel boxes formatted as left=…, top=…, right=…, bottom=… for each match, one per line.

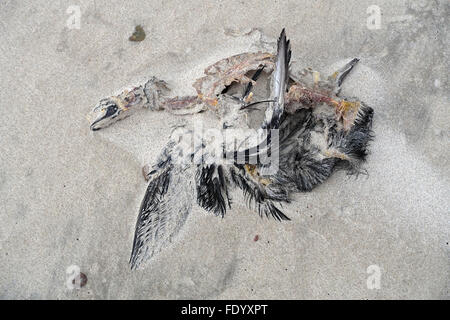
left=323, top=148, right=350, bottom=161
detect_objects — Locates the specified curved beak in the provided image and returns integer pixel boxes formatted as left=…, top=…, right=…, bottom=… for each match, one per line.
left=87, top=86, right=147, bottom=131
left=89, top=111, right=108, bottom=131
left=87, top=104, right=119, bottom=131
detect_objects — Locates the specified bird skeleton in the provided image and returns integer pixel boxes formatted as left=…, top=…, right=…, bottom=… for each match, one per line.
left=87, top=29, right=374, bottom=269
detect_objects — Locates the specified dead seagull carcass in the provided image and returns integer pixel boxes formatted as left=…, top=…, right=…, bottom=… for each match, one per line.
left=87, top=29, right=373, bottom=269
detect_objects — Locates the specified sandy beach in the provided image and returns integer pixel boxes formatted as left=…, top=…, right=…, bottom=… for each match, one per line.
left=0, top=0, right=448, bottom=299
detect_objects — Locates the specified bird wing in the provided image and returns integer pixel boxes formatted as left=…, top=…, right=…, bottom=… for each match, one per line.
left=275, top=100, right=374, bottom=191
left=195, top=164, right=231, bottom=217
left=263, top=28, right=291, bottom=129
left=219, top=29, right=293, bottom=220
left=225, top=29, right=292, bottom=162
left=130, top=147, right=194, bottom=270
left=230, top=165, right=290, bottom=221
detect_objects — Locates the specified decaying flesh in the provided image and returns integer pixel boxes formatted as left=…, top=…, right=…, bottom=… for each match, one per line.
left=87, top=77, right=203, bottom=130
left=88, top=77, right=169, bottom=130
left=286, top=83, right=362, bottom=131
left=285, top=60, right=365, bottom=131
left=192, top=52, right=275, bottom=108
left=88, top=52, right=275, bottom=130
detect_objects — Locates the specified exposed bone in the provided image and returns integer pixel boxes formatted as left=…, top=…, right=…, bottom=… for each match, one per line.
left=161, top=96, right=206, bottom=115
left=285, top=71, right=364, bottom=131
left=193, top=52, right=275, bottom=109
